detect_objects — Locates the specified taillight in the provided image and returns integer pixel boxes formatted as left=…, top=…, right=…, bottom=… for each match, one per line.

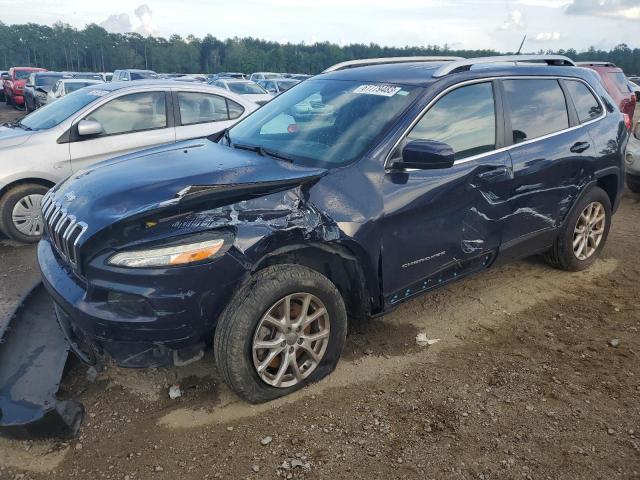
left=624, top=113, right=632, bottom=131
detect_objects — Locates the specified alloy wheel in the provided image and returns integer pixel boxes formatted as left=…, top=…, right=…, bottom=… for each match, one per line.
left=573, top=201, right=605, bottom=261
left=12, top=193, right=44, bottom=237
left=252, top=292, right=330, bottom=388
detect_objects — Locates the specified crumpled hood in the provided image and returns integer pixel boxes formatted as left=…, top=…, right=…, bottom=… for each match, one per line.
left=50, top=139, right=327, bottom=235
left=0, top=125, right=34, bottom=148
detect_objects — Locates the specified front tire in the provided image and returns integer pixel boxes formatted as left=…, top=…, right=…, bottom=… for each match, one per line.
left=214, top=264, right=347, bottom=403
left=545, top=186, right=611, bottom=271
left=0, top=184, right=49, bottom=243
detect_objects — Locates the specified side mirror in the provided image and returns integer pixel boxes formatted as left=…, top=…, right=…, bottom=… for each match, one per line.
left=634, top=121, right=640, bottom=140
left=267, top=88, right=277, bottom=94
left=394, top=140, right=455, bottom=170
left=77, top=119, right=104, bottom=137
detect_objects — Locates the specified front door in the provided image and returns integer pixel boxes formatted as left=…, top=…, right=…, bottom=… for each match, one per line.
left=69, top=90, right=175, bottom=172
left=381, top=81, right=513, bottom=306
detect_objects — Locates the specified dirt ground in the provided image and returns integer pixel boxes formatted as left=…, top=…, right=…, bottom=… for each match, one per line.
left=1, top=103, right=640, bottom=480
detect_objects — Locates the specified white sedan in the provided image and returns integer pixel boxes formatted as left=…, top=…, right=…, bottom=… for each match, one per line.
left=0, top=80, right=258, bottom=242
left=210, top=78, right=273, bottom=106
left=46, top=79, right=104, bottom=104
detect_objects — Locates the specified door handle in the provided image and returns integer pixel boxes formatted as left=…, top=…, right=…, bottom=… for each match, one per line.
left=475, top=165, right=511, bottom=181
left=570, top=141, right=590, bottom=154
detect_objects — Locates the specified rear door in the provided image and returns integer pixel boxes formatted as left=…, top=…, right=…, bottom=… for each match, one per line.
left=174, top=90, right=245, bottom=140
left=381, top=80, right=514, bottom=305
left=69, top=90, right=175, bottom=172
left=499, top=77, right=600, bottom=258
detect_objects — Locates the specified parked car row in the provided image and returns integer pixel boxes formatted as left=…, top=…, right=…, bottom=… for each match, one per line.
left=2, top=68, right=109, bottom=111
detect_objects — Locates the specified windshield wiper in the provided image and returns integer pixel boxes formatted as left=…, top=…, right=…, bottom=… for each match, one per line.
left=3, top=121, right=32, bottom=131
left=233, top=143, right=294, bottom=163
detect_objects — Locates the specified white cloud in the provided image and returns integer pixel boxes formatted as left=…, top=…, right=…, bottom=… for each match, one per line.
left=500, top=9, right=527, bottom=30
left=99, top=13, right=132, bottom=34
left=533, top=31, right=563, bottom=41
left=565, top=0, right=640, bottom=21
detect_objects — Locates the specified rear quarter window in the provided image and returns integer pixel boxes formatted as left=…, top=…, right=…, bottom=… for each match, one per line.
left=503, top=79, right=569, bottom=144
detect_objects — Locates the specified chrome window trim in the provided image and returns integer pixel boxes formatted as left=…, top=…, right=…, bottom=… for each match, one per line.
left=384, top=75, right=607, bottom=171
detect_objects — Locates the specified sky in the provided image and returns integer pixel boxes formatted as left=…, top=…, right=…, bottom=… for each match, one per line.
left=0, top=0, right=636, bottom=51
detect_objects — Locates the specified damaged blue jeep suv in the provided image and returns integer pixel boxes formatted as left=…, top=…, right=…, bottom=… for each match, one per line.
left=38, top=55, right=627, bottom=403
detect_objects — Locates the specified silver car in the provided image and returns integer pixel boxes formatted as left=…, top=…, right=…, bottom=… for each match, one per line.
left=0, top=80, right=258, bottom=242
left=626, top=120, right=640, bottom=193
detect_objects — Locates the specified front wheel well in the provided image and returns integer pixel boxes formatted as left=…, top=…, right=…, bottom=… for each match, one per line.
left=0, top=178, right=55, bottom=200
left=253, top=245, right=370, bottom=322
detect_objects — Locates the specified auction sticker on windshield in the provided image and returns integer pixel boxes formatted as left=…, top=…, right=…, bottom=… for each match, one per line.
left=353, top=84, right=402, bottom=97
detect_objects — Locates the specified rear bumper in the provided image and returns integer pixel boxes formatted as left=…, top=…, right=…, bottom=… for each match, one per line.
left=37, top=237, right=246, bottom=368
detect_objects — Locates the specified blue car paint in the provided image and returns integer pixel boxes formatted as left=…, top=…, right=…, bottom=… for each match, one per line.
left=37, top=62, right=626, bottom=367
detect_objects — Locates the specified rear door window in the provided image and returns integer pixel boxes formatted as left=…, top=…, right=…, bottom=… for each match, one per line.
left=407, top=82, right=496, bottom=160
left=177, top=91, right=230, bottom=124
left=564, top=80, right=603, bottom=124
left=503, top=79, right=569, bottom=144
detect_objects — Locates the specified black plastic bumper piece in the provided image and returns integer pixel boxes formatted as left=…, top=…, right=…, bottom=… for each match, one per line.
left=0, top=283, right=84, bottom=439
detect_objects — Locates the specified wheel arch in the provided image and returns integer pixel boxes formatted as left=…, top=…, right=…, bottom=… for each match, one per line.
left=251, top=242, right=379, bottom=322
left=0, top=178, right=55, bottom=200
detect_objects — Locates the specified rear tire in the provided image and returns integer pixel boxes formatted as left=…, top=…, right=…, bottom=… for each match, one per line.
left=214, top=264, right=347, bottom=403
left=545, top=186, right=611, bottom=271
left=0, top=184, right=49, bottom=243
left=627, top=175, right=640, bottom=194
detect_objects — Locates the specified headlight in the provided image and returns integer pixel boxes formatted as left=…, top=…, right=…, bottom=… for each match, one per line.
left=107, top=238, right=225, bottom=268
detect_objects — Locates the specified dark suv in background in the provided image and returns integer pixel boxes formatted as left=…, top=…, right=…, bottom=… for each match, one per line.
left=37, top=55, right=626, bottom=403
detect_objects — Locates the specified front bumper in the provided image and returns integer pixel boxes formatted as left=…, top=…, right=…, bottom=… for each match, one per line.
left=37, top=237, right=246, bottom=368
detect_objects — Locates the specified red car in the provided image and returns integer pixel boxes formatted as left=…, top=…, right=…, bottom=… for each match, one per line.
left=2, top=67, right=47, bottom=109
left=577, top=62, right=636, bottom=123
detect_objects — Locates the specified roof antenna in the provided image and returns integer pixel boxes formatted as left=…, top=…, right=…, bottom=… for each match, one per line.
left=516, top=35, right=527, bottom=55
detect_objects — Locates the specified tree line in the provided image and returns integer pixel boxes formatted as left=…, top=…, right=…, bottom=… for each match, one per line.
left=1, top=21, right=639, bottom=75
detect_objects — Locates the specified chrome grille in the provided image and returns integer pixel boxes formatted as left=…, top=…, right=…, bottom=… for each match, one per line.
left=41, top=192, right=88, bottom=268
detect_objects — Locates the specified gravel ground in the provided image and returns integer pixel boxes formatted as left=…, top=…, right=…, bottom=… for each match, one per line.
left=0, top=102, right=639, bottom=480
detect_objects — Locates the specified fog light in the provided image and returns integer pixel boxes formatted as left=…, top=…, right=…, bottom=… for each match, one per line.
left=107, top=291, right=155, bottom=318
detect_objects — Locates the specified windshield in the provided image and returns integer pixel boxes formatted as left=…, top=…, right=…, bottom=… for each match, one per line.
left=20, top=89, right=105, bottom=130
left=264, top=73, right=280, bottom=79
left=228, top=79, right=421, bottom=168
left=74, top=73, right=102, bottom=80
left=228, top=82, right=268, bottom=95
left=66, top=82, right=98, bottom=93
left=131, top=71, right=158, bottom=80
left=276, top=80, right=299, bottom=91
left=15, top=70, right=33, bottom=80
left=37, top=75, right=62, bottom=87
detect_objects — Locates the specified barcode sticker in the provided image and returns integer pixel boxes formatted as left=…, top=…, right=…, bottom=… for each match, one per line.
left=353, top=84, right=402, bottom=97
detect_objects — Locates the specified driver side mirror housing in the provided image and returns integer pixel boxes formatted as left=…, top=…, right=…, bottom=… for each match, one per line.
left=393, top=140, right=455, bottom=170
left=1, top=73, right=9, bottom=80
left=634, top=120, right=640, bottom=140
left=77, top=119, right=104, bottom=137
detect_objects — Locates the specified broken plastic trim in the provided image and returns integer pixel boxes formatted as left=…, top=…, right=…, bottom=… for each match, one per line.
left=158, top=175, right=326, bottom=208
left=0, top=283, right=84, bottom=439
